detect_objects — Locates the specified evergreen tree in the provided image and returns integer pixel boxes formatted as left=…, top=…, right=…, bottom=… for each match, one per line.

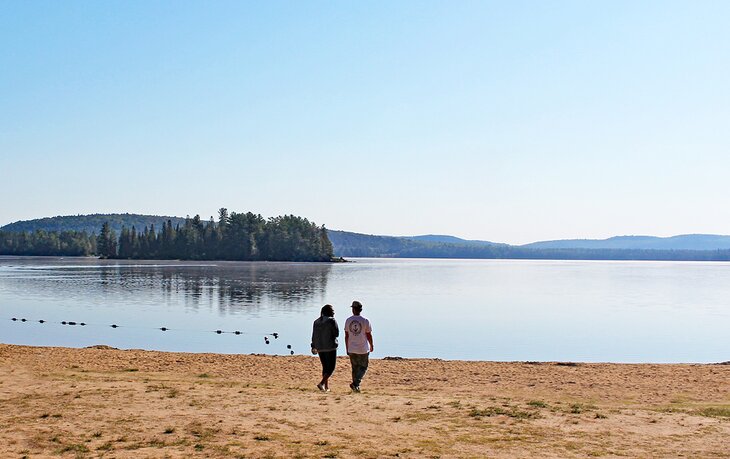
left=97, top=222, right=117, bottom=258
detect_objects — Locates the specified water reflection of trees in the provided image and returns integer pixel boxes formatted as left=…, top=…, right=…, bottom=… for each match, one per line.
left=1, top=260, right=332, bottom=315
left=116, top=262, right=331, bottom=314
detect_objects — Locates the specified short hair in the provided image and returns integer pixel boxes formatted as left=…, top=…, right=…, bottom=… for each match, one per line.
left=351, top=301, right=363, bottom=311
left=321, top=304, right=335, bottom=317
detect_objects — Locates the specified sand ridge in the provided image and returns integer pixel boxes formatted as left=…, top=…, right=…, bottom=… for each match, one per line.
left=0, top=344, right=728, bottom=458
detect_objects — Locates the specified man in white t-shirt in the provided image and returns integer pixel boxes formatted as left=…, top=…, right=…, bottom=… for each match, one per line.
left=345, top=300, right=373, bottom=393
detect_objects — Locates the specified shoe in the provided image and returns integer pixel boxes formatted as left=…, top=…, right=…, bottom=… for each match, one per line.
left=317, top=383, right=326, bottom=392
left=349, top=383, right=360, bottom=393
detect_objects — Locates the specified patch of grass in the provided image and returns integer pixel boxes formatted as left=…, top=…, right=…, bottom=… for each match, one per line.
left=92, top=431, right=102, bottom=438
left=96, top=442, right=114, bottom=451
left=186, top=422, right=219, bottom=439
left=167, top=388, right=179, bottom=398
left=658, top=407, right=683, bottom=414
left=696, top=407, right=730, bottom=418
left=402, top=411, right=437, bottom=422
left=123, top=368, right=139, bottom=372
left=315, top=440, right=329, bottom=446
left=527, top=400, right=548, bottom=408
left=164, top=427, right=175, bottom=434
left=39, top=413, right=50, bottom=419
left=198, top=373, right=211, bottom=378
left=254, top=435, right=270, bottom=441
left=594, top=413, right=608, bottom=419
left=469, top=406, right=539, bottom=420
left=568, top=402, right=596, bottom=414
left=58, top=443, right=89, bottom=454
left=194, top=443, right=204, bottom=451
left=147, top=437, right=166, bottom=448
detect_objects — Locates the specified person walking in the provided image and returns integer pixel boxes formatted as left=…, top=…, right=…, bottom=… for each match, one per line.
left=311, top=304, right=339, bottom=392
left=345, top=300, right=373, bottom=393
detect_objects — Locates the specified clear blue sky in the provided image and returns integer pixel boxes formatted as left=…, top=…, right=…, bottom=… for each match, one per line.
left=2, top=1, right=729, bottom=244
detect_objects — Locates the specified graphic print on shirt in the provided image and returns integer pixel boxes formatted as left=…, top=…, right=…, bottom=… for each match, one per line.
left=348, top=320, right=362, bottom=336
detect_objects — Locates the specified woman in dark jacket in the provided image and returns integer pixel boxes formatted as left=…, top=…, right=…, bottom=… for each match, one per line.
left=311, top=304, right=339, bottom=392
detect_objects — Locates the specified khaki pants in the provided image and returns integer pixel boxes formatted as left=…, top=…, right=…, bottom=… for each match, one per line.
left=348, top=352, right=369, bottom=386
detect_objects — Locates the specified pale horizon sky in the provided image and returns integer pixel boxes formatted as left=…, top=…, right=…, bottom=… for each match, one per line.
left=2, top=1, right=730, bottom=245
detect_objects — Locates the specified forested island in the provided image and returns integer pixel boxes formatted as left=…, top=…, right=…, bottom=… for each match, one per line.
left=0, top=209, right=333, bottom=262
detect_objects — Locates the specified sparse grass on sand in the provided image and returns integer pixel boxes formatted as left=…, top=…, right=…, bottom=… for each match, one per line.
left=0, top=344, right=728, bottom=458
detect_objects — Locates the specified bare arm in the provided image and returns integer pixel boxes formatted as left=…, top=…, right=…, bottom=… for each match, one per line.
left=345, top=331, right=350, bottom=354
left=366, top=332, right=373, bottom=353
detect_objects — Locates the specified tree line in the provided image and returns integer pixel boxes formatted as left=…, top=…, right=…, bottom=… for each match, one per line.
left=0, top=230, right=96, bottom=256
left=2, top=209, right=334, bottom=262
left=98, top=209, right=333, bottom=261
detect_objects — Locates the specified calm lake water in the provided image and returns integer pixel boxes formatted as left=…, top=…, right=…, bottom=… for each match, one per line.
left=1, top=256, right=728, bottom=362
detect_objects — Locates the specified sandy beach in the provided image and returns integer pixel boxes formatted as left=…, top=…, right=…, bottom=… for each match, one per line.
left=0, top=344, right=728, bottom=458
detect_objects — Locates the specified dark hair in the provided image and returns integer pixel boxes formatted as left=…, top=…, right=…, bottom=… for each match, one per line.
left=321, top=304, right=335, bottom=317
left=351, top=300, right=363, bottom=311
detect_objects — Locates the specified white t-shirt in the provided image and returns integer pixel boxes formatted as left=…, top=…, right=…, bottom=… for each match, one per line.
left=345, top=315, right=372, bottom=354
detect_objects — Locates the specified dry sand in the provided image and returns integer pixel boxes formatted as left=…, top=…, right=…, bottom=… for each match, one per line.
left=0, top=343, right=728, bottom=458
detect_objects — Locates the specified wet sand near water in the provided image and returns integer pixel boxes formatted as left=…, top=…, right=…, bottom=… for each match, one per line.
left=0, top=343, right=728, bottom=458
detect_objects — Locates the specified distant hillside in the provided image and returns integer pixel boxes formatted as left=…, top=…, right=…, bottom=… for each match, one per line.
left=327, top=231, right=513, bottom=257
left=521, top=234, right=730, bottom=251
left=324, top=230, right=730, bottom=261
left=406, top=234, right=503, bottom=246
left=1, top=214, right=187, bottom=235
left=327, top=230, right=423, bottom=257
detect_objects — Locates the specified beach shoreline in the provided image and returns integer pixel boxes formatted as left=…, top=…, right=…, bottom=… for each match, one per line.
left=1, top=343, right=728, bottom=458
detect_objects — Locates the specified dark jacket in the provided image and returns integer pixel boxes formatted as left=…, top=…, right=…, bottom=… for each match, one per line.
left=311, top=315, right=339, bottom=352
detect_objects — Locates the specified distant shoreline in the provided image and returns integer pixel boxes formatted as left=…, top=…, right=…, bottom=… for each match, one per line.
left=4, top=251, right=730, bottom=263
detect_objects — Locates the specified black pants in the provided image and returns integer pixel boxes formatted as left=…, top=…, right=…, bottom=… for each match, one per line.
left=318, top=350, right=337, bottom=377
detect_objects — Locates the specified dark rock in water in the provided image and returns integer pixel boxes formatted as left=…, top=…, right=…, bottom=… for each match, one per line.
left=85, top=345, right=118, bottom=350
left=555, top=362, right=579, bottom=367
left=523, top=361, right=542, bottom=365
left=716, top=361, right=730, bottom=365
left=383, top=356, right=404, bottom=361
